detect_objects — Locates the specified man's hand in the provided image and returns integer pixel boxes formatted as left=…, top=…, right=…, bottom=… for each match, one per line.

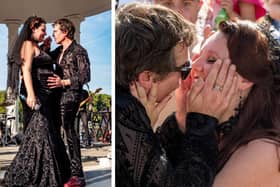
left=47, top=74, right=63, bottom=89
left=175, top=76, right=192, bottom=133
left=41, top=36, right=52, bottom=52
left=130, top=81, right=171, bottom=130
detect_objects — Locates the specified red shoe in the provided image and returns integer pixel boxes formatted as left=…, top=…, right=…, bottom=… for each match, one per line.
left=64, top=176, right=80, bottom=187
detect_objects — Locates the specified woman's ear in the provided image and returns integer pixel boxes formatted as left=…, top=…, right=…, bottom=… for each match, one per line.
left=137, top=71, right=154, bottom=90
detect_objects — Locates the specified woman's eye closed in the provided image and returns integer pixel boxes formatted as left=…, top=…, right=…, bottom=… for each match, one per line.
left=183, top=0, right=192, bottom=6
left=162, top=2, right=173, bottom=7
left=207, top=57, right=217, bottom=63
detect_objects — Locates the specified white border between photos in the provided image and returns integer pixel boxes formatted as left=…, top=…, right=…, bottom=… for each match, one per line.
left=111, top=0, right=116, bottom=187
left=111, top=1, right=152, bottom=186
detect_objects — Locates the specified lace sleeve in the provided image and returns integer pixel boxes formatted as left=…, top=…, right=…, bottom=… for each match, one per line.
left=69, top=50, right=91, bottom=89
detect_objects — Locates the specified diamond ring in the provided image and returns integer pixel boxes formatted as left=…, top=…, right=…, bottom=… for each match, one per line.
left=213, top=84, right=223, bottom=91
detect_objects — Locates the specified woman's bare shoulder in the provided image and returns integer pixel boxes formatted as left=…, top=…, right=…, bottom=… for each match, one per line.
left=245, top=138, right=279, bottom=155
left=21, top=40, right=34, bottom=50
left=21, top=40, right=35, bottom=59
left=231, top=138, right=280, bottom=173
left=214, top=138, right=280, bottom=187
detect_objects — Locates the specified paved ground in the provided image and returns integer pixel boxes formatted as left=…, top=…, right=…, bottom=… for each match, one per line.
left=0, top=143, right=112, bottom=187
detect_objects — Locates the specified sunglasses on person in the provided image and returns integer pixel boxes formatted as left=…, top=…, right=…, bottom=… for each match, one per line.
left=174, top=60, right=192, bottom=80
left=174, top=48, right=192, bottom=80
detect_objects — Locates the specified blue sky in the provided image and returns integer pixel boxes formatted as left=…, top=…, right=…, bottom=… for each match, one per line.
left=0, top=10, right=112, bottom=95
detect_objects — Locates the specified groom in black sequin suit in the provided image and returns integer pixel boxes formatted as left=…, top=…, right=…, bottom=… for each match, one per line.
left=47, top=18, right=90, bottom=187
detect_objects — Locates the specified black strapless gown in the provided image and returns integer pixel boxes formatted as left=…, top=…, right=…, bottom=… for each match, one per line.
left=3, top=51, right=71, bottom=187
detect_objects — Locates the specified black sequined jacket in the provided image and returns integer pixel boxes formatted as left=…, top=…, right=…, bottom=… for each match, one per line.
left=116, top=86, right=219, bottom=187
left=50, top=40, right=91, bottom=91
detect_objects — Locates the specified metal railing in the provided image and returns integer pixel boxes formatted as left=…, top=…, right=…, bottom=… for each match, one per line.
left=0, top=108, right=112, bottom=147
left=0, top=113, right=20, bottom=146
left=76, top=109, right=111, bottom=147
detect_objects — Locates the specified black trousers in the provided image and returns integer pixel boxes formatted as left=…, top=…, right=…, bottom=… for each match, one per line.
left=59, top=91, right=84, bottom=178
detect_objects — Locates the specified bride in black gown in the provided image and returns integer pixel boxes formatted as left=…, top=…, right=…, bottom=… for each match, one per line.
left=3, top=16, right=71, bottom=187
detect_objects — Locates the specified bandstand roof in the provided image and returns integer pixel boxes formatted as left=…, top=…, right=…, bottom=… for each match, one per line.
left=0, top=0, right=111, bottom=23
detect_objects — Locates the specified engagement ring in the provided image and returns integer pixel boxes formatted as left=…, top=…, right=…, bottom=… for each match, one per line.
left=213, top=84, right=223, bottom=91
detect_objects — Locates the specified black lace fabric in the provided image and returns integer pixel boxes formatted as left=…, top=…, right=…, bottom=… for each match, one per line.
left=116, top=87, right=219, bottom=187
left=3, top=51, right=71, bottom=187
left=52, top=41, right=90, bottom=91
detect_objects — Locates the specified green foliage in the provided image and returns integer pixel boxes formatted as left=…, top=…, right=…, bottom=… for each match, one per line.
left=91, top=92, right=111, bottom=112
left=0, top=90, right=6, bottom=113
left=18, top=97, right=23, bottom=123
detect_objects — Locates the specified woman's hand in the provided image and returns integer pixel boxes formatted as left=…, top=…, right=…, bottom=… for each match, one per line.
left=26, top=94, right=37, bottom=110
left=130, top=81, right=171, bottom=130
left=187, top=59, right=238, bottom=122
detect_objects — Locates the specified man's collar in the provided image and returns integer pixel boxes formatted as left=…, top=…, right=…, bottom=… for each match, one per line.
left=63, top=40, right=76, bottom=53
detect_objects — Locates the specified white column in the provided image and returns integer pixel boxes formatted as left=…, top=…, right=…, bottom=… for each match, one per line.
left=5, top=19, right=21, bottom=98
left=65, top=14, right=84, bottom=43
left=5, top=19, right=21, bottom=54
left=5, top=19, right=21, bottom=135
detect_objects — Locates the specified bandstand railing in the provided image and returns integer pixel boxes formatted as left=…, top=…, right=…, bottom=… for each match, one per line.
left=76, top=109, right=111, bottom=146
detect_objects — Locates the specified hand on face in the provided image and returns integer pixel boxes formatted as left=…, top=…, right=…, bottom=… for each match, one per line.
left=175, top=75, right=192, bottom=133
left=43, top=36, right=52, bottom=48
left=187, top=59, right=238, bottom=121
left=130, top=81, right=172, bottom=131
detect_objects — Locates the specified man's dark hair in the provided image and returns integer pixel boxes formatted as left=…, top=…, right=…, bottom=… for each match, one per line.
left=116, top=3, right=194, bottom=89
left=53, top=18, right=75, bottom=40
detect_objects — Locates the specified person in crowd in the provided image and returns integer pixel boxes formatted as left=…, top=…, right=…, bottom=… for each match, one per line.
left=153, top=0, right=211, bottom=48
left=116, top=3, right=237, bottom=187
left=208, top=0, right=266, bottom=23
left=153, top=0, right=202, bottom=23
left=266, top=0, right=280, bottom=21
left=258, top=0, right=280, bottom=44
left=185, top=20, right=280, bottom=186
left=3, top=16, right=71, bottom=186
left=47, top=18, right=90, bottom=187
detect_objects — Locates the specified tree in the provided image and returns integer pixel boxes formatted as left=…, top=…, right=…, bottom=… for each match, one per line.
left=92, top=93, right=111, bottom=112
left=0, top=90, right=7, bottom=114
